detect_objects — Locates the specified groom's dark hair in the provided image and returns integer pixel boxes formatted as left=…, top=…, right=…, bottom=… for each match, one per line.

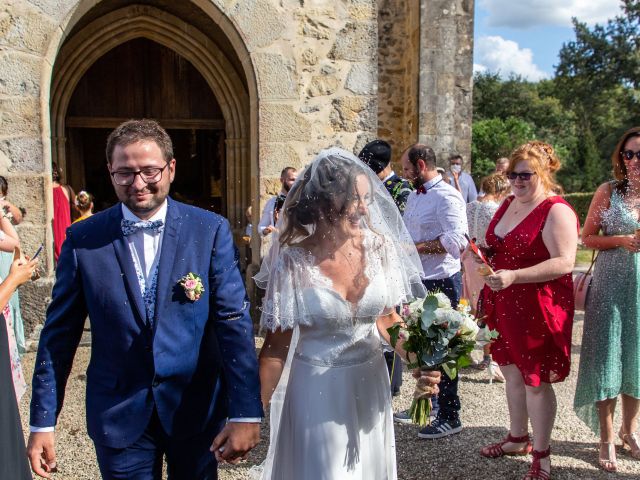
left=106, top=119, right=174, bottom=164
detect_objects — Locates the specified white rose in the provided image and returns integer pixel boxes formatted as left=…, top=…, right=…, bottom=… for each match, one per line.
left=433, top=292, right=451, bottom=309
left=459, top=314, right=480, bottom=337
left=433, top=308, right=461, bottom=326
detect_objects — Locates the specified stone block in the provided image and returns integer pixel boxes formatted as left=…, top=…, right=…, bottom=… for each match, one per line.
left=0, top=51, right=41, bottom=96
left=437, top=73, right=455, bottom=95
left=420, top=48, right=443, bottom=73
left=301, top=49, right=318, bottom=66
left=259, top=143, right=303, bottom=176
left=230, top=0, right=285, bottom=50
left=261, top=177, right=282, bottom=197
left=0, top=97, right=41, bottom=137
left=300, top=15, right=331, bottom=39
left=7, top=174, right=48, bottom=225
left=0, top=137, right=44, bottom=172
left=0, top=150, right=10, bottom=172
left=348, top=1, right=375, bottom=21
left=330, top=96, right=376, bottom=133
left=23, top=0, right=75, bottom=21
left=354, top=131, right=376, bottom=155
left=0, top=2, right=56, bottom=55
left=420, top=111, right=438, bottom=136
left=320, top=65, right=337, bottom=75
left=328, top=22, right=376, bottom=62
left=345, top=63, right=376, bottom=95
left=260, top=104, right=311, bottom=142
left=18, top=275, right=53, bottom=338
left=307, top=75, right=339, bottom=97
left=253, top=53, right=298, bottom=100
left=299, top=104, right=320, bottom=114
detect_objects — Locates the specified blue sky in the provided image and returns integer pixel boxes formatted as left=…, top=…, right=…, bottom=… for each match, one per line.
left=474, top=0, right=624, bottom=80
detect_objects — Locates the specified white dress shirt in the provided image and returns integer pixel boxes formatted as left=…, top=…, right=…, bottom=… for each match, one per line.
left=403, top=175, right=469, bottom=280
left=122, top=201, right=166, bottom=285
left=258, top=196, right=278, bottom=235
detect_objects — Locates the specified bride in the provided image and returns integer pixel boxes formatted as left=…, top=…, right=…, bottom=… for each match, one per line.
left=253, top=148, right=437, bottom=479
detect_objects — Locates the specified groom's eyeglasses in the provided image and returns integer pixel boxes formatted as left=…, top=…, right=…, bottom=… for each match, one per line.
left=111, top=164, right=169, bottom=186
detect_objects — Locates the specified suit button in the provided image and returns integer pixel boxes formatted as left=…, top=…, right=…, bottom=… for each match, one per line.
left=145, top=345, right=152, bottom=352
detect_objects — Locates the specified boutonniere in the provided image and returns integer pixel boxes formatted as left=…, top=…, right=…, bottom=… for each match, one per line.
left=179, top=273, right=204, bottom=301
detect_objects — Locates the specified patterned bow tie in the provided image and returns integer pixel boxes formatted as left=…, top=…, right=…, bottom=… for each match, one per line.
left=416, top=185, right=427, bottom=195
left=121, top=219, right=164, bottom=236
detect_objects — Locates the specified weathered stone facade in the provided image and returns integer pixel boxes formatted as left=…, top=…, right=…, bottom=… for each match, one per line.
left=0, top=0, right=474, bottom=337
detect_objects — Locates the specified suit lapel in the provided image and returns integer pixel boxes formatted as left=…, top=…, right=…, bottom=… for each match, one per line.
left=153, top=198, right=182, bottom=325
left=110, top=206, right=147, bottom=324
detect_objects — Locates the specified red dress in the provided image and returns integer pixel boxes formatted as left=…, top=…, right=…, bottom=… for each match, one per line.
left=480, top=196, right=577, bottom=386
left=52, top=185, right=71, bottom=262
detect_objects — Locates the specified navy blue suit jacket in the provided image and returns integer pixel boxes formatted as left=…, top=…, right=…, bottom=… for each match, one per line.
left=30, top=199, right=263, bottom=449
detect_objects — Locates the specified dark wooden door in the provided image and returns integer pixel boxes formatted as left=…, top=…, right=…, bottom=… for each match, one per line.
left=64, top=38, right=226, bottom=214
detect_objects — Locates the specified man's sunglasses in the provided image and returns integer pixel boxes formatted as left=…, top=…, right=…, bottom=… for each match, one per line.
left=507, top=171, right=537, bottom=181
left=621, top=150, right=640, bottom=161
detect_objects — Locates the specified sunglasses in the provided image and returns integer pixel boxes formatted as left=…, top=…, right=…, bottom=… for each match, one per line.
left=507, top=171, right=537, bottom=181
left=621, top=150, right=640, bottom=161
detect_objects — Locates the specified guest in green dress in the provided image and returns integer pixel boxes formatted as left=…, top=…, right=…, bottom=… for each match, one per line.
left=574, top=126, right=640, bottom=473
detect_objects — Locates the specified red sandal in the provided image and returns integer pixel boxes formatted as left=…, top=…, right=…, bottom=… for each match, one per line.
left=480, top=433, right=532, bottom=458
left=523, top=446, right=551, bottom=480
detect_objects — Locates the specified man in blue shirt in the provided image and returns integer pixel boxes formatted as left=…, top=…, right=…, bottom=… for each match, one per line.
left=446, top=153, right=478, bottom=203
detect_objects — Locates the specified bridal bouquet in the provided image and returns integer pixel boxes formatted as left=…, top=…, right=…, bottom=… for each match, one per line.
left=388, top=293, right=498, bottom=425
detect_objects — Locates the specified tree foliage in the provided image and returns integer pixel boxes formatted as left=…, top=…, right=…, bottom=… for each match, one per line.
left=472, top=1, right=640, bottom=192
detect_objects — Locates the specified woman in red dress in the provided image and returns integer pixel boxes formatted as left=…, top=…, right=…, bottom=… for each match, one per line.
left=51, top=163, right=74, bottom=263
left=477, top=141, right=579, bottom=480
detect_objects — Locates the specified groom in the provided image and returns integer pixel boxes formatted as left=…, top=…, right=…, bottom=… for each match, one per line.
left=27, top=120, right=262, bottom=479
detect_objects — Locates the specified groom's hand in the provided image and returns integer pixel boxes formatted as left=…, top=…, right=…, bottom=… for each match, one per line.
left=210, top=422, right=260, bottom=464
left=27, top=431, right=58, bottom=478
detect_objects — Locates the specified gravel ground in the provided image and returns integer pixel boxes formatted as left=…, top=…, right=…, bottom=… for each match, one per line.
left=19, top=312, right=640, bottom=479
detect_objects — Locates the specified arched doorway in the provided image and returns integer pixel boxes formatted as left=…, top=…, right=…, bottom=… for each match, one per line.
left=64, top=38, right=227, bottom=214
left=50, top=4, right=252, bottom=234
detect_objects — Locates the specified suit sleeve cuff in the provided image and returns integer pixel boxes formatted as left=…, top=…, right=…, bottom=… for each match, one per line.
left=30, top=426, right=55, bottom=432
left=228, top=417, right=262, bottom=423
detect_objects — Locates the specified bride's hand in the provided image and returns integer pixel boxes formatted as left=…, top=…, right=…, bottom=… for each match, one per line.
left=412, top=368, right=441, bottom=395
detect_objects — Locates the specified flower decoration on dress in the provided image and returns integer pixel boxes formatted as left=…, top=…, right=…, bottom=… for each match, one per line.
left=178, top=272, right=204, bottom=301
left=388, top=292, right=498, bottom=425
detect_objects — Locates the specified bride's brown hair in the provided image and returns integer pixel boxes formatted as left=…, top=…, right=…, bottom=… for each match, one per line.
left=279, top=155, right=370, bottom=246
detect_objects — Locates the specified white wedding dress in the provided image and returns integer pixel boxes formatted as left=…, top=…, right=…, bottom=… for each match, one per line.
left=256, top=240, right=402, bottom=480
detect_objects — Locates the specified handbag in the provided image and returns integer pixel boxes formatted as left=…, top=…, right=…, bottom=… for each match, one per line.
left=573, top=251, right=597, bottom=311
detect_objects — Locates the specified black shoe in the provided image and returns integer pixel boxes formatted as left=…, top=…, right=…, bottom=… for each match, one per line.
left=417, top=418, right=462, bottom=439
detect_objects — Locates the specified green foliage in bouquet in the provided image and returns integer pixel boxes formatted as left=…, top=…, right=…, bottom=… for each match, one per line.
left=387, top=292, right=499, bottom=425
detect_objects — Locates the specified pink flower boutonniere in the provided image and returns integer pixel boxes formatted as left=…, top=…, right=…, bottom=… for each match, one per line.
left=179, top=272, right=204, bottom=301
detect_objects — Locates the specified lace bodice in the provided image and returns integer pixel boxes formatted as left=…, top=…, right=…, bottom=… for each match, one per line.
left=260, top=234, right=403, bottom=367
left=601, top=189, right=640, bottom=236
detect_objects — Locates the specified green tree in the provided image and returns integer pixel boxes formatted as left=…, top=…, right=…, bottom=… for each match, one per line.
left=471, top=117, right=535, bottom=181
left=554, top=0, right=640, bottom=189
left=472, top=74, right=578, bottom=188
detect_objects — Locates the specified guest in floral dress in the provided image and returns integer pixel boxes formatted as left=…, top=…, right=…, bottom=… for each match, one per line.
left=0, top=211, right=22, bottom=399
left=0, top=255, right=39, bottom=480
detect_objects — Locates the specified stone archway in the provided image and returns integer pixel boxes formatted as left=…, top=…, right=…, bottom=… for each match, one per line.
left=49, top=4, right=253, bottom=233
